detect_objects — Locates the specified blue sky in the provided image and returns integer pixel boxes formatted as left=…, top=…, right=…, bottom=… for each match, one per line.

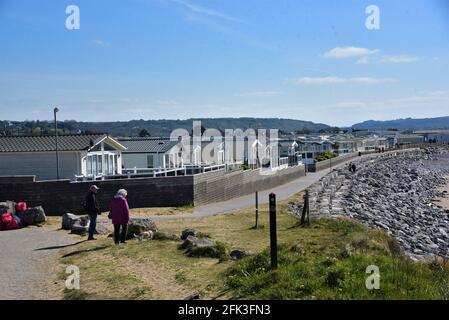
left=0, top=0, right=448, bottom=126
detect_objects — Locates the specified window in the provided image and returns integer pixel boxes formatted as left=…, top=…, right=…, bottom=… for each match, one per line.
left=147, top=155, right=154, bottom=168
left=87, top=156, right=93, bottom=175
left=97, top=155, right=103, bottom=174
left=114, top=155, right=118, bottom=174
left=165, top=154, right=170, bottom=168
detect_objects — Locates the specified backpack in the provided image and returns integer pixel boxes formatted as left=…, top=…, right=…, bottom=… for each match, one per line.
left=0, top=213, right=20, bottom=231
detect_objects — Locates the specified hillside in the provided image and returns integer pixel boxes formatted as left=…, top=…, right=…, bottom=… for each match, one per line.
left=0, top=118, right=330, bottom=137
left=352, top=116, right=449, bottom=130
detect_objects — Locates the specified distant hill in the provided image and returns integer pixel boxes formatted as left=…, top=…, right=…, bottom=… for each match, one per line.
left=0, top=118, right=331, bottom=137
left=352, top=116, right=449, bottom=130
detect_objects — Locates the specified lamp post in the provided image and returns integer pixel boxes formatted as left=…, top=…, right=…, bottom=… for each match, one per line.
left=54, top=107, right=60, bottom=180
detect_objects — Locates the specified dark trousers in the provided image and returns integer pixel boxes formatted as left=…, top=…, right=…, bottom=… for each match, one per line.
left=88, top=214, right=97, bottom=240
left=114, top=224, right=128, bottom=244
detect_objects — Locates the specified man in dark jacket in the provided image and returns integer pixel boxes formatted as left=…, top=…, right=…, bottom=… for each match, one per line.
left=85, top=185, right=101, bottom=240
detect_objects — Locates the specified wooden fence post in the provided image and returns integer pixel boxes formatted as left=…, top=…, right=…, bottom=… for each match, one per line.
left=254, top=191, right=259, bottom=229
left=301, top=189, right=310, bottom=226
left=269, top=193, right=278, bottom=270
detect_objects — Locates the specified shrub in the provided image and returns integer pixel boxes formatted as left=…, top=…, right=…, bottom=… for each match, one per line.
left=185, top=241, right=230, bottom=262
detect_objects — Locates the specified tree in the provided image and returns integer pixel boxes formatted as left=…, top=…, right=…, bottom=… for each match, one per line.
left=139, top=129, right=151, bottom=137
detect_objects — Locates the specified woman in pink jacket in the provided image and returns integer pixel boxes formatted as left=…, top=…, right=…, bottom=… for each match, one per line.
left=109, top=189, right=130, bottom=244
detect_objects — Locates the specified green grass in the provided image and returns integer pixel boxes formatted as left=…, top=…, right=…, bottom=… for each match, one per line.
left=225, top=219, right=449, bottom=300
left=180, top=240, right=230, bottom=262
left=56, top=191, right=449, bottom=300
left=315, top=152, right=338, bottom=163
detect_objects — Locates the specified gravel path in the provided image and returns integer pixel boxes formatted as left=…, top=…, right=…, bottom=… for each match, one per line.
left=0, top=225, right=80, bottom=300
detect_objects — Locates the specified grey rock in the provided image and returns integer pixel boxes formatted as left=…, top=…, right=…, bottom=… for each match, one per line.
left=296, top=148, right=449, bottom=261
left=183, top=235, right=215, bottom=248
left=127, top=218, right=158, bottom=238
left=70, top=216, right=90, bottom=235
left=181, top=228, right=199, bottom=240
left=61, top=213, right=80, bottom=230
left=153, top=232, right=180, bottom=241
left=230, top=249, right=249, bottom=260
left=94, top=222, right=111, bottom=235
left=16, top=206, right=46, bottom=225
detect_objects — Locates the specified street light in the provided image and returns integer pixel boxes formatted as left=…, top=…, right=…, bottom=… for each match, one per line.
left=54, top=107, right=60, bottom=180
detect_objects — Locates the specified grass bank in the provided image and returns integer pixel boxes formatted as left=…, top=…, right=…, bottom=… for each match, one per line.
left=57, top=192, right=449, bottom=300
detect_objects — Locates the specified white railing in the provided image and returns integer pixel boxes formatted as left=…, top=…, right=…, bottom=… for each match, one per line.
left=278, top=157, right=289, bottom=169
left=74, top=158, right=302, bottom=182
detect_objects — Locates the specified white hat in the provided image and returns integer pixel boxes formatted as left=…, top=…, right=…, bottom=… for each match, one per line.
left=90, top=185, right=100, bottom=191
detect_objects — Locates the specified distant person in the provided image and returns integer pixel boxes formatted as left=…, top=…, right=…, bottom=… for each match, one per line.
left=110, top=189, right=131, bottom=245
left=84, top=185, right=101, bottom=241
left=348, top=162, right=353, bottom=173
left=352, top=163, right=357, bottom=173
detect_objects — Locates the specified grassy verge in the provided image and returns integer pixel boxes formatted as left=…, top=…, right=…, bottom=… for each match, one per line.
left=57, top=192, right=449, bottom=300
left=130, top=204, right=194, bottom=217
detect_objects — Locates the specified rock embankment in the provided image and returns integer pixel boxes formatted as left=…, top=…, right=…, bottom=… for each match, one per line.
left=289, top=148, right=449, bottom=261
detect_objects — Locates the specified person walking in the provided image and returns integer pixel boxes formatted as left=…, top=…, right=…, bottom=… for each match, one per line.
left=351, top=163, right=357, bottom=173
left=85, top=185, right=101, bottom=241
left=109, top=189, right=131, bottom=244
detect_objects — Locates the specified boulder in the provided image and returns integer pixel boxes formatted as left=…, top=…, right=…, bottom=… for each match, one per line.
left=184, top=293, right=202, bottom=300
left=181, top=235, right=215, bottom=248
left=180, top=236, right=229, bottom=260
left=17, top=206, right=46, bottom=225
left=94, top=221, right=111, bottom=235
left=230, top=249, right=249, bottom=261
left=181, top=228, right=198, bottom=240
left=70, top=216, right=90, bottom=235
left=126, top=218, right=158, bottom=239
left=61, top=213, right=80, bottom=230
left=153, top=232, right=180, bottom=241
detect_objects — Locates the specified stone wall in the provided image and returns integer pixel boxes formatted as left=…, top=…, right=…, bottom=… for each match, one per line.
left=0, top=165, right=307, bottom=215
left=0, top=176, right=194, bottom=215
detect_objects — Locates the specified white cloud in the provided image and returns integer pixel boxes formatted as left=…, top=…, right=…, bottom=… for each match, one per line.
left=323, top=46, right=379, bottom=59
left=334, top=102, right=367, bottom=109
left=381, top=55, right=419, bottom=63
left=121, top=98, right=141, bottom=104
left=91, top=39, right=111, bottom=47
left=356, top=56, right=370, bottom=64
left=171, top=0, right=243, bottom=23
left=237, top=91, right=281, bottom=97
left=86, top=99, right=105, bottom=103
left=294, top=77, right=396, bottom=85
left=385, top=90, right=449, bottom=104
left=155, top=99, right=180, bottom=106
left=428, top=90, right=449, bottom=96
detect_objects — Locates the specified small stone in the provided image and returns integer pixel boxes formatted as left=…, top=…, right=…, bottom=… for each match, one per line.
left=230, top=250, right=249, bottom=260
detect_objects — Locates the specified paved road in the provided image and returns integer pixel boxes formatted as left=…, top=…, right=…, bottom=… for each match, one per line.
left=152, top=160, right=352, bottom=221
left=152, top=149, right=415, bottom=221
left=0, top=225, right=80, bottom=300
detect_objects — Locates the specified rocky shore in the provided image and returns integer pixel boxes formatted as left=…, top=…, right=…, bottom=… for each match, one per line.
left=289, top=147, right=449, bottom=261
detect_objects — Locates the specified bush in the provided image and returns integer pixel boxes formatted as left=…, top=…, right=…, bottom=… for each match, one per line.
left=315, top=152, right=338, bottom=163
left=185, top=241, right=230, bottom=262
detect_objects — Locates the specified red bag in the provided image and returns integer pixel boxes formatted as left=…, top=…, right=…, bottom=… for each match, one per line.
left=0, top=213, right=20, bottom=231
left=16, top=202, right=27, bottom=213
